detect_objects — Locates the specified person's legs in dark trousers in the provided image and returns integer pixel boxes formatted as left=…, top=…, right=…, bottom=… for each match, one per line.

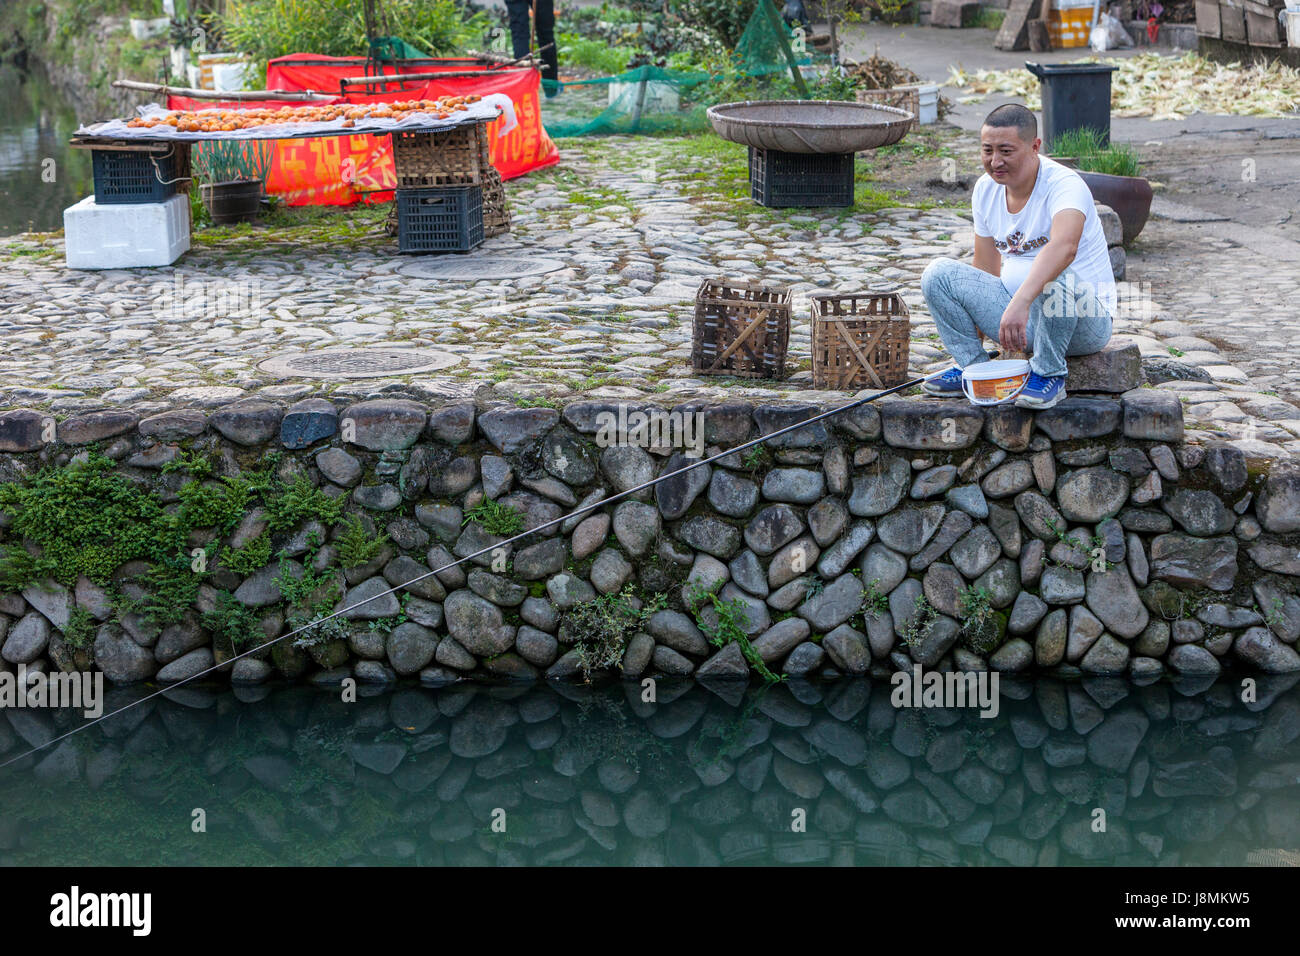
left=503, top=0, right=559, bottom=94
left=504, top=0, right=533, bottom=62
left=533, top=0, right=558, bottom=84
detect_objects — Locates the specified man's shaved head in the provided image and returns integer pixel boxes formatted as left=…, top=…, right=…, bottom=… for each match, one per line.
left=983, top=104, right=1037, bottom=142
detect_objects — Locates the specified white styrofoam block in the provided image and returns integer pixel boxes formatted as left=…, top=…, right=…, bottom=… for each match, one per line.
left=211, top=61, right=254, bottom=92
left=64, top=193, right=191, bottom=270
left=128, top=17, right=170, bottom=41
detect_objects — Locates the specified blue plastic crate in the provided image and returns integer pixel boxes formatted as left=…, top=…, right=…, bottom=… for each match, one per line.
left=91, top=146, right=189, bottom=205
left=395, top=186, right=484, bottom=254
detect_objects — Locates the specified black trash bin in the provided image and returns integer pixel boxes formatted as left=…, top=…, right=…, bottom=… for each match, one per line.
left=1025, top=61, right=1118, bottom=150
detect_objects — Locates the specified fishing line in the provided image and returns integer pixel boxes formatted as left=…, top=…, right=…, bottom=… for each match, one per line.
left=0, top=365, right=970, bottom=771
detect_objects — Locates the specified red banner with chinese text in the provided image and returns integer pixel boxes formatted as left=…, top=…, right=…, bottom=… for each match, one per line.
left=168, top=56, right=559, bottom=206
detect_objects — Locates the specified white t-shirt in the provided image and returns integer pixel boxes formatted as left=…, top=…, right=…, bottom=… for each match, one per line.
left=972, top=155, right=1116, bottom=315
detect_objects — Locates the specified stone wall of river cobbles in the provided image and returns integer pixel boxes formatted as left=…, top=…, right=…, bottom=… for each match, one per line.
left=0, top=388, right=1298, bottom=685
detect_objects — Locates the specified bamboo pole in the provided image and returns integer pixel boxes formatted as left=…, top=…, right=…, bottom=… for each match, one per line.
left=112, top=79, right=336, bottom=102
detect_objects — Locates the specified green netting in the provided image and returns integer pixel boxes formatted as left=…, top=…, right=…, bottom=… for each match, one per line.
left=543, top=1, right=829, bottom=138
left=368, top=36, right=434, bottom=62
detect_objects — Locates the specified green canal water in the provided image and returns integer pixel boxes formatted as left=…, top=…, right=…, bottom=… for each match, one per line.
left=1, top=676, right=1297, bottom=866
left=0, top=63, right=93, bottom=237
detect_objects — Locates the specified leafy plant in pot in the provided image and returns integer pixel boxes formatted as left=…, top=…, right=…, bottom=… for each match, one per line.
left=193, top=139, right=274, bottom=225
left=1048, top=127, right=1151, bottom=246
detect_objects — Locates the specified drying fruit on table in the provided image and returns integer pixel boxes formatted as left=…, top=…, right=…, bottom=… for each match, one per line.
left=120, top=94, right=484, bottom=131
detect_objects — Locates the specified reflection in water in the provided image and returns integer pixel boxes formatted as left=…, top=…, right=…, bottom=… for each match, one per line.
left=1, top=675, right=1298, bottom=866
left=0, top=64, right=93, bottom=236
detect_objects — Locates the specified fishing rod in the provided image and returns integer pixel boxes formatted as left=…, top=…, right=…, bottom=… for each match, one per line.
left=0, top=360, right=979, bottom=771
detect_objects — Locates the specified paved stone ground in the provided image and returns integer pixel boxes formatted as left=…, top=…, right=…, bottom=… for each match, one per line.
left=1, top=130, right=1297, bottom=459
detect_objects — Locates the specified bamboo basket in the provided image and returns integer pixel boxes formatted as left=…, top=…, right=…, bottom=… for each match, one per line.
left=810, top=289, right=912, bottom=390
left=391, top=122, right=491, bottom=188
left=692, top=277, right=792, bottom=379
left=854, top=87, right=921, bottom=131
left=482, top=166, right=511, bottom=238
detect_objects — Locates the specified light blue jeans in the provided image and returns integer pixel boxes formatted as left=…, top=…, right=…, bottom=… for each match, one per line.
left=919, top=256, right=1113, bottom=378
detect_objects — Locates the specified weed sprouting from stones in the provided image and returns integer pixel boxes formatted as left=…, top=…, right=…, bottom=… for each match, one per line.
left=130, top=551, right=212, bottom=628
left=278, top=535, right=346, bottom=649
left=335, top=513, right=391, bottom=569
left=462, top=498, right=525, bottom=536
left=687, top=582, right=783, bottom=683
left=862, top=577, right=889, bottom=616
left=60, top=607, right=96, bottom=653
left=262, top=474, right=343, bottom=531
left=221, top=532, right=273, bottom=576
left=958, top=585, right=1004, bottom=655
left=202, top=591, right=266, bottom=654
left=900, top=593, right=940, bottom=651
left=561, top=584, right=666, bottom=681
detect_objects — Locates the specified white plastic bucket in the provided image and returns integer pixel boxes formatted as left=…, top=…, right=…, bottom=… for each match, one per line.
left=961, top=359, right=1032, bottom=405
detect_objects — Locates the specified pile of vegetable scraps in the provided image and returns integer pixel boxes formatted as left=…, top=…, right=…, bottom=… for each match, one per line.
left=947, top=52, right=1300, bottom=120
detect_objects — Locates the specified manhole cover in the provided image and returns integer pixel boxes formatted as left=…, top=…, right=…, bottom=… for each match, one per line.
left=396, top=255, right=565, bottom=281
left=259, top=347, right=461, bottom=379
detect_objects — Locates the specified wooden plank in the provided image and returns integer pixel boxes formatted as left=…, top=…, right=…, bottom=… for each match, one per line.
left=1195, top=0, right=1222, bottom=37
left=1220, top=0, right=1249, bottom=41
left=995, top=0, right=1043, bottom=50
left=1246, top=7, right=1284, bottom=44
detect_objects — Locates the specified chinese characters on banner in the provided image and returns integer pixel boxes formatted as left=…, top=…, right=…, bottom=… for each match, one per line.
left=168, top=56, right=560, bottom=206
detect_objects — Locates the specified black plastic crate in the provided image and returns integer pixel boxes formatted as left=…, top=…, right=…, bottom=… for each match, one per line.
left=749, top=147, right=854, bottom=208
left=395, top=186, right=484, bottom=253
left=91, top=146, right=189, bottom=204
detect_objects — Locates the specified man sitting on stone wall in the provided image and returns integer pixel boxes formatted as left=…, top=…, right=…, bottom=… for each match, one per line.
left=919, top=104, right=1115, bottom=410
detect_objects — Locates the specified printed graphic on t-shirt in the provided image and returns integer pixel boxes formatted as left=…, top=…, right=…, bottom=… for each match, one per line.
left=995, top=229, right=1049, bottom=255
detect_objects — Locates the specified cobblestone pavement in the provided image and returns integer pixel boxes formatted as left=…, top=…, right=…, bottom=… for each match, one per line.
left=1, top=134, right=1296, bottom=460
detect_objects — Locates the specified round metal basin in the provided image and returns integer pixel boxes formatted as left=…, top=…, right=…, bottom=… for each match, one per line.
left=707, top=100, right=913, bottom=154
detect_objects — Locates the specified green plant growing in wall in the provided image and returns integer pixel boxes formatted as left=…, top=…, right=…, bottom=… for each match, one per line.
left=201, top=591, right=265, bottom=654
left=688, top=581, right=782, bottom=684
left=560, top=584, right=666, bottom=681
left=862, top=577, right=889, bottom=616
left=462, top=498, right=525, bottom=537
left=335, top=513, right=390, bottom=569
left=1262, top=596, right=1288, bottom=632
left=131, top=551, right=211, bottom=628
left=176, top=476, right=255, bottom=536
left=0, top=452, right=182, bottom=586
left=221, top=532, right=272, bottom=576
left=60, top=606, right=96, bottom=653
left=900, top=593, right=939, bottom=651
left=958, top=585, right=1004, bottom=655
left=160, top=449, right=216, bottom=479
left=739, top=444, right=771, bottom=474
left=262, top=474, right=344, bottom=531
left=277, top=536, right=345, bottom=648
left=0, top=546, right=59, bottom=592
left=367, top=595, right=410, bottom=636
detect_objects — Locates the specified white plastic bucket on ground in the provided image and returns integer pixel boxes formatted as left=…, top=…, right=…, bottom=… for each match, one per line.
left=961, top=359, right=1032, bottom=405
left=64, top=193, right=191, bottom=270
left=917, top=85, right=939, bottom=125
